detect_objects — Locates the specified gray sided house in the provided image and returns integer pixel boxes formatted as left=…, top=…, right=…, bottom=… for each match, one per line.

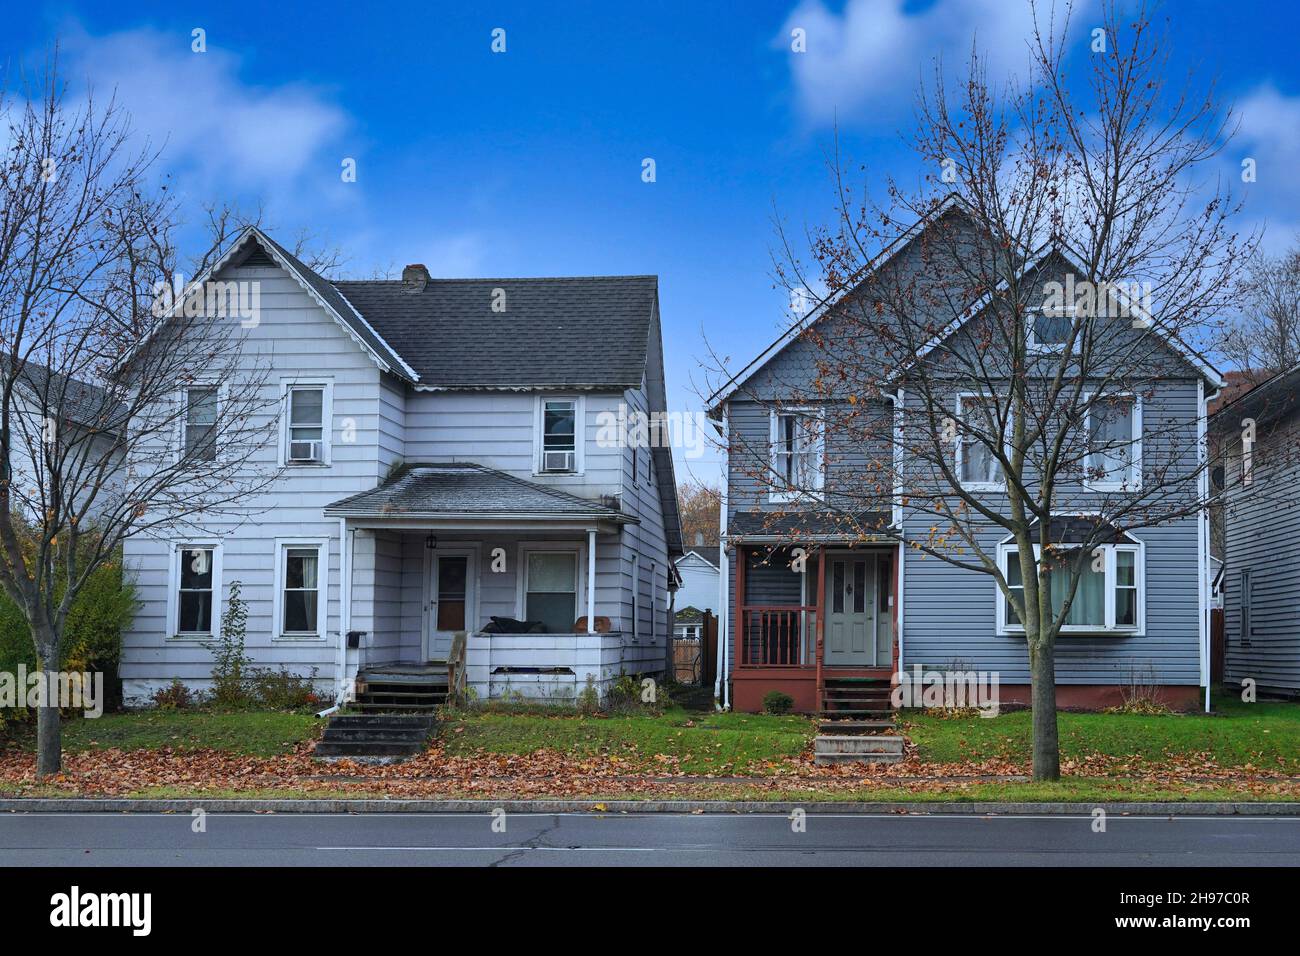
left=673, top=547, right=720, bottom=638
left=120, top=228, right=682, bottom=706
left=1212, top=365, right=1300, bottom=697
left=709, top=202, right=1220, bottom=714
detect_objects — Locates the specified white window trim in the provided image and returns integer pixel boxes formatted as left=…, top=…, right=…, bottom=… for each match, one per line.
left=1026, top=305, right=1079, bottom=354
left=1239, top=568, right=1252, bottom=644
left=533, top=395, right=585, bottom=476
left=166, top=542, right=223, bottom=642
left=768, top=406, right=826, bottom=502
left=631, top=554, right=641, bottom=641
left=278, top=378, right=334, bottom=467
left=515, top=541, right=586, bottom=633
left=1082, top=391, right=1143, bottom=492
left=995, top=537, right=1146, bottom=636
left=955, top=391, right=1007, bottom=492
left=176, top=383, right=227, bottom=465
left=272, top=537, right=329, bottom=641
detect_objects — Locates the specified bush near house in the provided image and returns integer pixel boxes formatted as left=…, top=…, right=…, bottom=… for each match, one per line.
left=0, top=544, right=136, bottom=716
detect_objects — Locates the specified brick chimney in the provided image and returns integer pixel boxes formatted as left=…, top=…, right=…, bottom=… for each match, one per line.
left=402, top=263, right=430, bottom=293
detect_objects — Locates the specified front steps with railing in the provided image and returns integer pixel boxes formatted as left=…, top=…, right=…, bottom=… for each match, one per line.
left=816, top=676, right=904, bottom=765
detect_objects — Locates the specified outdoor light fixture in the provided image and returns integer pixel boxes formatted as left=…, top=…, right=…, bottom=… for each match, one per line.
left=425, top=534, right=438, bottom=551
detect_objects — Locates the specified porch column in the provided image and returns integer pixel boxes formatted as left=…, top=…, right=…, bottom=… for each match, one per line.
left=587, top=529, right=597, bottom=634
left=815, top=546, right=826, bottom=708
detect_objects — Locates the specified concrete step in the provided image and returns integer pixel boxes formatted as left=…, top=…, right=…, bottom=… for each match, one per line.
left=817, top=720, right=895, bottom=734
left=813, top=750, right=904, bottom=766
left=356, top=701, right=443, bottom=713
left=321, top=726, right=432, bottom=743
left=329, top=714, right=434, bottom=730
left=815, top=734, right=905, bottom=754
left=314, top=740, right=428, bottom=759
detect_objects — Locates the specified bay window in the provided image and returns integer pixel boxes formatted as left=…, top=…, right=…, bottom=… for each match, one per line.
left=998, top=538, right=1144, bottom=634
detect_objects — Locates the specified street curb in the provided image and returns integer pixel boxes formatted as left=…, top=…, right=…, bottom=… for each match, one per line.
left=2, top=798, right=1298, bottom=815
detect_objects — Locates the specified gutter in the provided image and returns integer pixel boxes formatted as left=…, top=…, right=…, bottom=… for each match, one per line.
left=715, top=407, right=730, bottom=711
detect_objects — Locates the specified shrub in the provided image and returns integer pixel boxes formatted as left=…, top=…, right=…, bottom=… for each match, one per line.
left=0, top=541, right=136, bottom=715
left=249, top=667, right=322, bottom=710
left=206, top=581, right=254, bottom=707
left=576, top=676, right=600, bottom=714
left=762, top=690, right=795, bottom=715
left=153, top=678, right=198, bottom=710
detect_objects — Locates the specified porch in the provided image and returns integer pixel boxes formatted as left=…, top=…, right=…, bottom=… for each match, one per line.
left=732, top=543, right=900, bottom=713
left=327, top=462, right=660, bottom=704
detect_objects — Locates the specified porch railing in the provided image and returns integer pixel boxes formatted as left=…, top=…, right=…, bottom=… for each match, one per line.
left=740, top=605, right=816, bottom=666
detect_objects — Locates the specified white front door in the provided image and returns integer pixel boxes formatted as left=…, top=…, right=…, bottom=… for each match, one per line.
left=824, top=554, right=877, bottom=666
left=424, top=550, right=475, bottom=662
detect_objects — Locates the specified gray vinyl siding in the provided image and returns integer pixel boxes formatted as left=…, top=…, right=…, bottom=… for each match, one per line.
left=121, top=256, right=676, bottom=701
left=120, top=260, right=391, bottom=700
left=1222, top=405, right=1300, bottom=694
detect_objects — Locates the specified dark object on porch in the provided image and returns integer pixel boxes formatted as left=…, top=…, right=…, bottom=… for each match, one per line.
left=572, top=615, right=611, bottom=633
left=314, top=714, right=435, bottom=763
left=346, top=630, right=365, bottom=649
left=491, top=666, right=575, bottom=675
left=482, top=616, right=545, bottom=634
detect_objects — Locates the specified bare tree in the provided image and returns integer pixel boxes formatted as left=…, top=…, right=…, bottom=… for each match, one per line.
left=1218, top=246, right=1300, bottom=379
left=708, top=1, right=1251, bottom=780
left=0, top=61, right=282, bottom=775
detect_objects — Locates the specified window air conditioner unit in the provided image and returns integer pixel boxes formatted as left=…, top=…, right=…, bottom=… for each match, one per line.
left=288, top=439, right=323, bottom=463
left=543, top=450, right=575, bottom=472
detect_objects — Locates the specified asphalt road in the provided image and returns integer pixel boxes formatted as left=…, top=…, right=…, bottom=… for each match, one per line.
left=1, top=812, right=1298, bottom=866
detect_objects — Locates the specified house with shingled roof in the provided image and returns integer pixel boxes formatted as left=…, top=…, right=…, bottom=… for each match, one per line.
left=120, top=227, right=682, bottom=707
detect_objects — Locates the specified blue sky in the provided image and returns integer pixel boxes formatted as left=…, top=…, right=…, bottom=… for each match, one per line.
left=9, top=0, right=1300, bottom=484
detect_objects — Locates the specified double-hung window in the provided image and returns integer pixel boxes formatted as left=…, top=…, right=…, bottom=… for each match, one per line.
left=1086, top=394, right=1141, bottom=489
left=770, top=408, right=825, bottom=500
left=998, top=539, right=1144, bottom=634
left=171, top=544, right=221, bottom=638
left=184, top=387, right=218, bottom=462
left=275, top=540, right=326, bottom=640
left=539, top=398, right=579, bottom=473
left=523, top=550, right=578, bottom=633
left=285, top=384, right=328, bottom=464
left=957, top=394, right=1004, bottom=489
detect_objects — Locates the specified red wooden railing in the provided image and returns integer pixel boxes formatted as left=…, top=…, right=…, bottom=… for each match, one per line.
left=741, top=605, right=816, bottom=666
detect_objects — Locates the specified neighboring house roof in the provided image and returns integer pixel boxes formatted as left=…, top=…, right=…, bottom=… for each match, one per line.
left=323, top=461, right=638, bottom=522
left=1206, top=370, right=1262, bottom=416
left=674, top=605, right=704, bottom=625
left=6, top=358, right=126, bottom=433
left=729, top=509, right=892, bottom=540
left=1209, top=361, right=1300, bottom=430
left=677, top=548, right=720, bottom=571
left=335, top=276, right=658, bottom=390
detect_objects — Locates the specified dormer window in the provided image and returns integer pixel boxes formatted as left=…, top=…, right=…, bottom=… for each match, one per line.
left=537, top=396, right=582, bottom=474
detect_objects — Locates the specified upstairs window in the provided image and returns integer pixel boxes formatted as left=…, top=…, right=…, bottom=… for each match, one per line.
left=539, top=398, right=579, bottom=473
left=285, top=384, right=328, bottom=464
left=957, top=394, right=1004, bottom=489
left=1086, top=395, right=1141, bottom=489
left=1027, top=306, right=1080, bottom=352
left=184, top=387, right=217, bottom=462
left=770, top=409, right=825, bottom=500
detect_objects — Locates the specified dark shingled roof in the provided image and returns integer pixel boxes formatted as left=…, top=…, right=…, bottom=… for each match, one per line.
left=729, top=510, right=893, bottom=539
left=333, top=276, right=657, bottom=388
left=248, top=233, right=416, bottom=380
left=9, top=358, right=125, bottom=432
left=324, top=462, right=638, bottom=521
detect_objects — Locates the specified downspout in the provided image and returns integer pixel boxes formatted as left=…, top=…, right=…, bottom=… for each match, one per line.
left=715, top=407, right=730, bottom=710
left=1199, top=381, right=1218, bottom=714
left=338, top=518, right=352, bottom=706
left=884, top=388, right=906, bottom=672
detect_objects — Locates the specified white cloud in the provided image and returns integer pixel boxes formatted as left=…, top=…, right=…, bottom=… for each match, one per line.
left=59, top=25, right=347, bottom=191
left=779, top=0, right=1088, bottom=124
left=1235, top=84, right=1300, bottom=253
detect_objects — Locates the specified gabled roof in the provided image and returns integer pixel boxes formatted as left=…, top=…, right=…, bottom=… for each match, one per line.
left=323, top=461, right=638, bottom=522
left=677, top=548, right=720, bottom=571
left=711, top=198, right=1224, bottom=408
left=6, top=358, right=126, bottom=432
left=335, top=275, right=658, bottom=389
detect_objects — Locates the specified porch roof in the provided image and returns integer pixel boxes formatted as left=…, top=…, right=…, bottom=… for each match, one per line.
left=727, top=509, right=892, bottom=542
left=323, top=462, right=638, bottom=524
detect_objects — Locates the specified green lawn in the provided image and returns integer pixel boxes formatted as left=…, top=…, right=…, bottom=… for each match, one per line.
left=441, top=707, right=815, bottom=774
left=904, top=697, right=1300, bottom=771
left=10, top=709, right=323, bottom=757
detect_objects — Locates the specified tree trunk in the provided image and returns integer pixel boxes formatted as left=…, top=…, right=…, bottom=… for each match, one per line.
left=34, top=640, right=62, bottom=777
left=1028, top=638, right=1060, bottom=781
